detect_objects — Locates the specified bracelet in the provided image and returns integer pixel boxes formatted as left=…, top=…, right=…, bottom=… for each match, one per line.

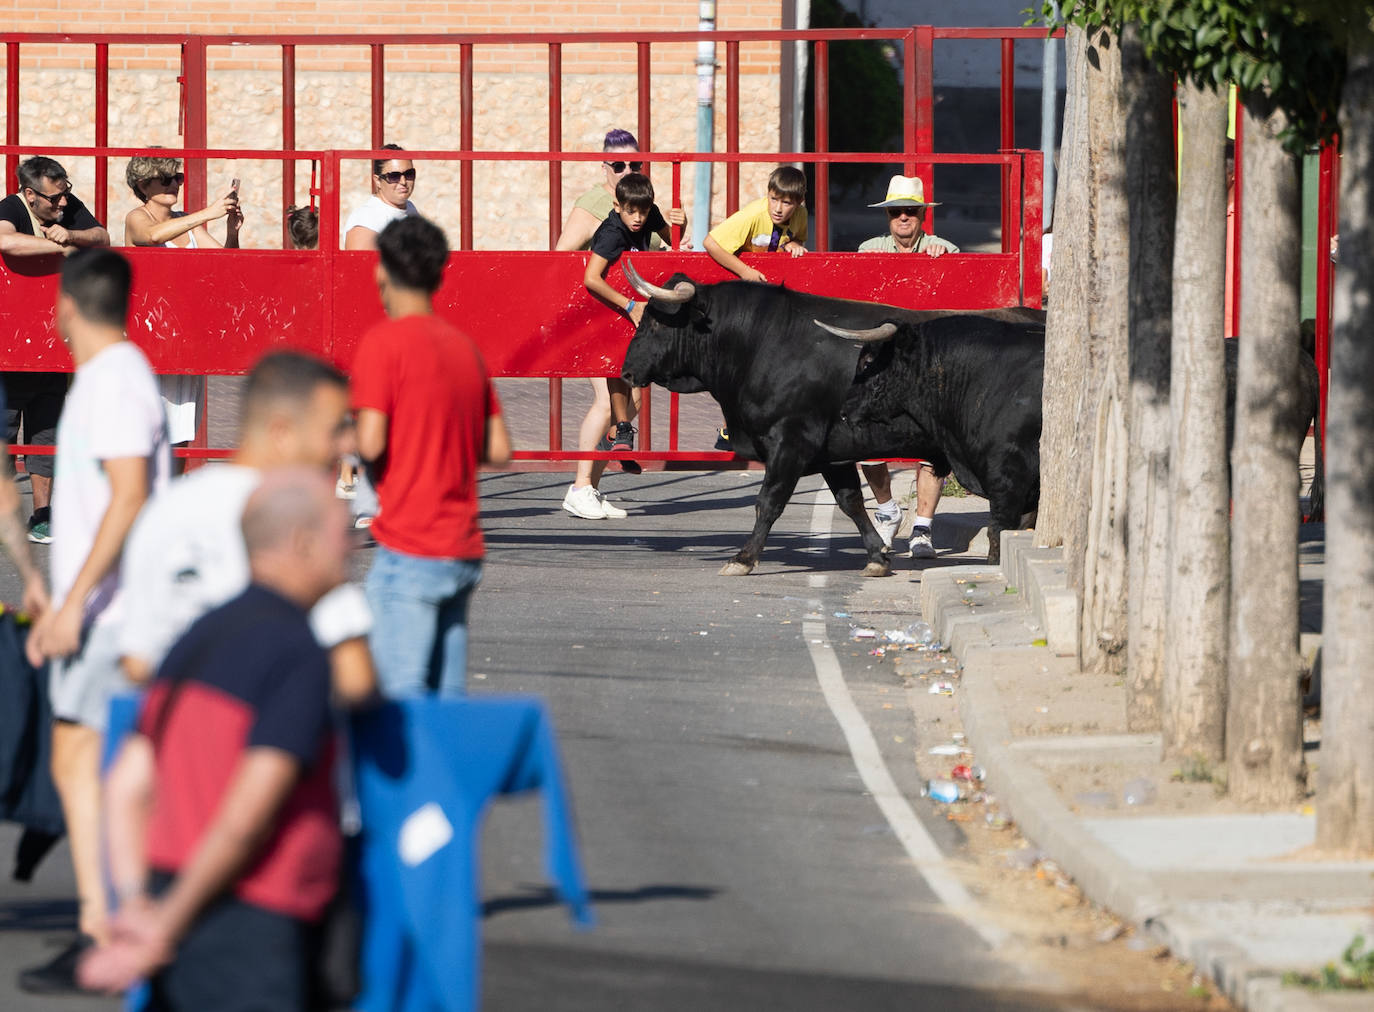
left=624, top=299, right=637, bottom=315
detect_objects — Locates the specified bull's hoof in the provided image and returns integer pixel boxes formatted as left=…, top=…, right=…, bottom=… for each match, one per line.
left=862, top=560, right=892, bottom=578
left=719, top=560, right=755, bottom=576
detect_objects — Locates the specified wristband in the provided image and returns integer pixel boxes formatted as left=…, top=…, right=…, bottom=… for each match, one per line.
left=624, top=299, right=637, bottom=315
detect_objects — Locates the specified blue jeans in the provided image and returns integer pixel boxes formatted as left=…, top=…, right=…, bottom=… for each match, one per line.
left=365, top=546, right=483, bottom=698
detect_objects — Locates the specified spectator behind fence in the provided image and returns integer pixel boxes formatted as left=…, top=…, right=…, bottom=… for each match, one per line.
left=702, top=164, right=808, bottom=451
left=286, top=204, right=319, bottom=250
left=557, top=128, right=665, bottom=252
left=563, top=172, right=679, bottom=521
left=0, top=156, right=112, bottom=545
left=124, top=156, right=243, bottom=458
left=856, top=175, right=956, bottom=560
left=344, top=143, right=419, bottom=250
left=0, top=378, right=48, bottom=618
left=79, top=470, right=350, bottom=1009
left=19, top=249, right=170, bottom=996
left=352, top=216, right=511, bottom=697
left=119, top=351, right=375, bottom=706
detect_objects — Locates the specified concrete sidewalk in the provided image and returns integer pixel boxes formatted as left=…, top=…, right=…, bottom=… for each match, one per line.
left=913, top=528, right=1374, bottom=1012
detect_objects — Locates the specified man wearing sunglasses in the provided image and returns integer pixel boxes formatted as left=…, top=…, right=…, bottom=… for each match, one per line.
left=857, top=175, right=958, bottom=560
left=0, top=156, right=111, bottom=546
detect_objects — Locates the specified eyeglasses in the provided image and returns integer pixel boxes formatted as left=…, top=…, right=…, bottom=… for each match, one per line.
left=155, top=172, right=185, bottom=186
left=28, top=185, right=72, bottom=207
left=604, top=160, right=643, bottom=174
left=887, top=207, right=923, bottom=219
left=377, top=169, right=417, bottom=184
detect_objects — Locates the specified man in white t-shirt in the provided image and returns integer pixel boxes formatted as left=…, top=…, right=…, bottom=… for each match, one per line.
left=21, top=248, right=170, bottom=994
left=119, top=351, right=374, bottom=703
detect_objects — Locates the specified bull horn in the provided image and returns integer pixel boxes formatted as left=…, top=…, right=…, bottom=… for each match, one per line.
left=624, top=259, right=696, bottom=303
left=814, top=319, right=899, bottom=343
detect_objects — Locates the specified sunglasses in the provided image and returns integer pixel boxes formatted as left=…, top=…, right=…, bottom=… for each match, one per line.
left=155, top=172, right=185, bottom=186
left=377, top=169, right=417, bottom=184
left=604, top=160, right=643, bottom=174
left=887, top=207, right=924, bottom=218
left=28, top=185, right=72, bottom=207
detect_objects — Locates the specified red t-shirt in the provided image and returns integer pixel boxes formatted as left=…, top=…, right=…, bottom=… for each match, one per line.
left=350, top=313, right=502, bottom=559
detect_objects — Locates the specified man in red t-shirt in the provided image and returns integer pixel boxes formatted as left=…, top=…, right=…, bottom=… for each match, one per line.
left=78, top=471, right=351, bottom=1009
left=351, top=215, right=511, bottom=696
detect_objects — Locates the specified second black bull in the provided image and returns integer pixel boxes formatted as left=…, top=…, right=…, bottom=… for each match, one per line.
left=618, top=262, right=1319, bottom=575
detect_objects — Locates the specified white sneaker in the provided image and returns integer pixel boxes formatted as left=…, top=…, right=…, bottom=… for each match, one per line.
left=563, top=485, right=607, bottom=519
left=907, top=526, right=936, bottom=559
left=563, top=485, right=627, bottom=520
left=873, top=510, right=900, bottom=548
left=336, top=478, right=357, bottom=500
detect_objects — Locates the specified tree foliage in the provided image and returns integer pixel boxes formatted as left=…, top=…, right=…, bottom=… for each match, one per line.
left=1033, top=0, right=1348, bottom=150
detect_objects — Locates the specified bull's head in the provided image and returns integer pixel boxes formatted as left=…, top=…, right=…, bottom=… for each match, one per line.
left=620, top=260, right=710, bottom=393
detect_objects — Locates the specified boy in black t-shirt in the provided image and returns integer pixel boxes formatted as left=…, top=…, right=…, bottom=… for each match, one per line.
left=563, top=174, right=675, bottom=516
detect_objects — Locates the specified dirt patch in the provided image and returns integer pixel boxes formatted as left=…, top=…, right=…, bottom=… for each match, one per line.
left=844, top=592, right=1238, bottom=1012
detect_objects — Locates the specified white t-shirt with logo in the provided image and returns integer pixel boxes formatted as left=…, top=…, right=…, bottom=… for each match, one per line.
left=52, top=341, right=171, bottom=629
left=120, top=463, right=372, bottom=670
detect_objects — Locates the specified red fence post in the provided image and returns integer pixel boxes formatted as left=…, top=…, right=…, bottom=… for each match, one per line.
left=282, top=44, right=296, bottom=249
left=902, top=30, right=917, bottom=176
left=1000, top=38, right=1015, bottom=253
left=637, top=41, right=651, bottom=170
left=181, top=37, right=208, bottom=215
left=94, top=43, right=109, bottom=226
left=913, top=26, right=935, bottom=229
left=1230, top=105, right=1243, bottom=336
left=548, top=42, right=562, bottom=248
left=460, top=42, right=473, bottom=251
left=813, top=41, right=829, bottom=251
left=6, top=43, right=18, bottom=188
left=1316, top=141, right=1336, bottom=444
left=726, top=39, right=740, bottom=214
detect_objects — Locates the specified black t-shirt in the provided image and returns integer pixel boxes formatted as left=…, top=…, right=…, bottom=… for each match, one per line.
left=589, top=204, right=668, bottom=265
left=0, top=191, right=102, bottom=236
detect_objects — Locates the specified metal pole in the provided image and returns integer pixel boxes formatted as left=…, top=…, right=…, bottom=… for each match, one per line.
left=1040, top=1, right=1060, bottom=228
left=691, top=0, right=716, bottom=250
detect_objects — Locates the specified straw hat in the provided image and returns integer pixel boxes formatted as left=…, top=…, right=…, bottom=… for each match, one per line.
left=868, top=174, right=940, bottom=208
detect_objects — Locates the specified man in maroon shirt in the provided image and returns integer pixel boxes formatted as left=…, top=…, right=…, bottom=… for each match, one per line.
left=351, top=215, right=511, bottom=697
left=78, top=470, right=351, bottom=1010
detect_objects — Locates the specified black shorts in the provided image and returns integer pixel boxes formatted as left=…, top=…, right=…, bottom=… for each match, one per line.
left=146, top=872, right=314, bottom=1012
left=3, top=372, right=66, bottom=479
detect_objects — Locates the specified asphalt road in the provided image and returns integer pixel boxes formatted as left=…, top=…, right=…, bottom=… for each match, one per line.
left=0, top=468, right=1088, bottom=1011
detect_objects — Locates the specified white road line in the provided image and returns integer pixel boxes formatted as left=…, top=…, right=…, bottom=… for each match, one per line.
left=804, top=488, right=1007, bottom=947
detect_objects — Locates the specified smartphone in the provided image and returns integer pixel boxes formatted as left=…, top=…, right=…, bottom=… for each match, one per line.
left=230, top=177, right=240, bottom=195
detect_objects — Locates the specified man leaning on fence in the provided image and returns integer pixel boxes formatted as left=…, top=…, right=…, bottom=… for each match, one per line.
left=0, top=156, right=112, bottom=545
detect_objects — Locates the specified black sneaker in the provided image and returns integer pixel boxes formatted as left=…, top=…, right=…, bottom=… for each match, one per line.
left=595, top=428, right=615, bottom=453
left=610, top=422, right=642, bottom=475
left=18, top=933, right=94, bottom=995
left=713, top=427, right=731, bottom=452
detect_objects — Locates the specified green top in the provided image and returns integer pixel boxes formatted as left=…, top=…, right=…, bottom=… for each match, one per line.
left=857, top=232, right=958, bottom=254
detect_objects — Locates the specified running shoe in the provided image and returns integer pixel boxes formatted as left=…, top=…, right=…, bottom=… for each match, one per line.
left=907, top=526, right=937, bottom=559
left=611, top=422, right=642, bottom=474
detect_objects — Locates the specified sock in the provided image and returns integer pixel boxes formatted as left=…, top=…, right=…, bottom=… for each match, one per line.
left=875, top=501, right=901, bottom=520
left=913, top=515, right=934, bottom=531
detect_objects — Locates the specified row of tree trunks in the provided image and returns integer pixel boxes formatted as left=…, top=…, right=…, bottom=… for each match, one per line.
left=1226, top=97, right=1306, bottom=805
left=1317, top=32, right=1374, bottom=853
left=1162, top=82, right=1231, bottom=763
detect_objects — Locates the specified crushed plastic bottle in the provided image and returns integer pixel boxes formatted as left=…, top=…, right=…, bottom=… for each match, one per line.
left=1122, top=778, right=1158, bottom=806
left=950, top=764, right=984, bottom=782
left=922, top=779, right=962, bottom=803
left=850, top=627, right=878, bottom=640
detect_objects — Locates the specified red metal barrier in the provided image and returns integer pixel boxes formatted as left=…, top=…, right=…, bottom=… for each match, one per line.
left=1, top=26, right=1070, bottom=466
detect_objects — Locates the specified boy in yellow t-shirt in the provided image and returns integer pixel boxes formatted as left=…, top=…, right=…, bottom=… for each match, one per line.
left=704, top=165, right=807, bottom=283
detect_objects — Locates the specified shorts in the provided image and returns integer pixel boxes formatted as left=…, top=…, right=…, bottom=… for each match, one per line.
left=4, top=372, right=67, bottom=479
left=49, top=619, right=128, bottom=732
left=146, top=871, right=314, bottom=1012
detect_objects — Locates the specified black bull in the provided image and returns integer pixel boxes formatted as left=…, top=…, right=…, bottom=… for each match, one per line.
left=618, top=264, right=1321, bottom=575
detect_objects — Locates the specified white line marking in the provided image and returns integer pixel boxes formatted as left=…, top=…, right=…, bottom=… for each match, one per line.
left=804, top=488, right=1007, bottom=947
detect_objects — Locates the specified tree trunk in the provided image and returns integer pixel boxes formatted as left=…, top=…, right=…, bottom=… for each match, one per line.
left=1163, top=83, right=1230, bottom=764
left=1038, top=25, right=1092, bottom=566
left=1078, top=27, right=1130, bottom=675
left=1317, top=29, right=1374, bottom=853
left=1225, top=97, right=1305, bottom=805
left=1121, top=26, right=1176, bottom=730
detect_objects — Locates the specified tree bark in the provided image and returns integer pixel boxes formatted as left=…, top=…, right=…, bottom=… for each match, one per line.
left=1078, top=27, right=1130, bottom=675
left=1121, top=26, right=1176, bottom=731
left=1317, top=28, right=1374, bottom=853
left=1163, top=82, right=1231, bottom=764
left=1038, top=25, right=1092, bottom=569
left=1225, top=97, right=1305, bottom=805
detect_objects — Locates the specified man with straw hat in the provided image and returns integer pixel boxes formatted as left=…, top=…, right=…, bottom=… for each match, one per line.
left=857, top=175, right=958, bottom=558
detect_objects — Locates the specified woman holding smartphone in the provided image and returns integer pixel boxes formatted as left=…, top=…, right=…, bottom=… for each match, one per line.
left=124, top=155, right=243, bottom=458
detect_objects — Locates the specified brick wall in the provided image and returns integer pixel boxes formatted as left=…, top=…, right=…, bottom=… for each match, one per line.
left=1, top=2, right=786, bottom=247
